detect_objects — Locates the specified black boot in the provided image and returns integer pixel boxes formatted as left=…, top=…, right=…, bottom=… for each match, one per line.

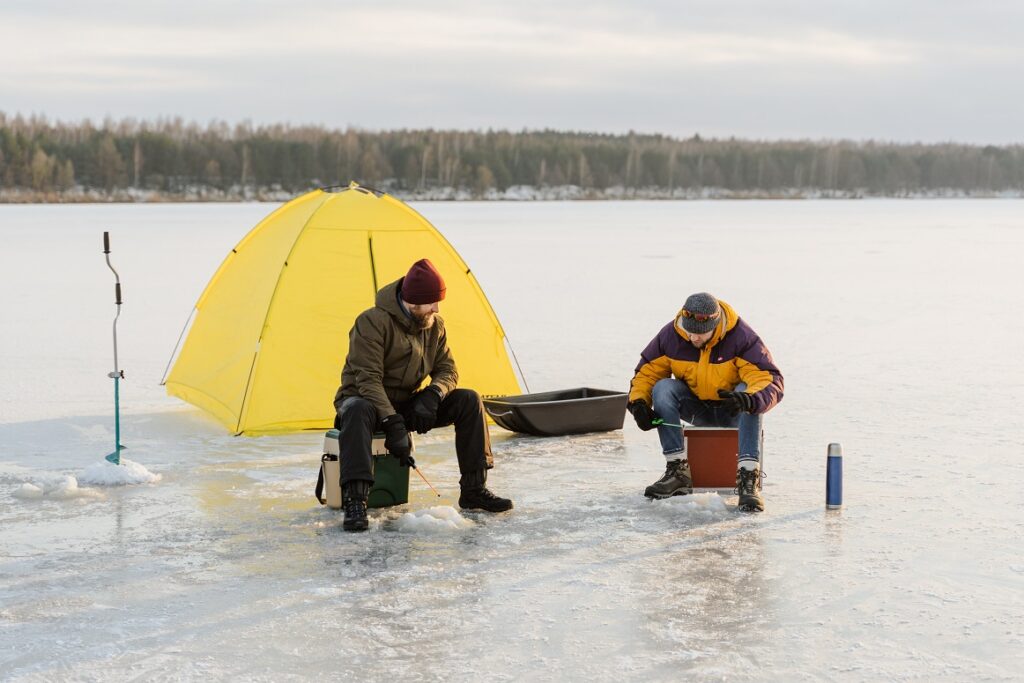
left=459, top=470, right=513, bottom=512
left=342, top=480, right=371, bottom=531
left=736, top=460, right=765, bottom=512
left=644, top=459, right=693, bottom=498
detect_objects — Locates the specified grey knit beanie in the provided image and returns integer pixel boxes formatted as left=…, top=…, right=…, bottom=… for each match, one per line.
left=679, top=292, right=721, bottom=334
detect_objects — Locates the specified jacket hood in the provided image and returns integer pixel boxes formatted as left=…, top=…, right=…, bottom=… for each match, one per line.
left=376, top=278, right=417, bottom=333
left=674, top=298, right=739, bottom=347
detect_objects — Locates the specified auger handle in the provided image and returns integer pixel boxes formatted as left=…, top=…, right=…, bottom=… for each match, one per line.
left=104, top=232, right=122, bottom=304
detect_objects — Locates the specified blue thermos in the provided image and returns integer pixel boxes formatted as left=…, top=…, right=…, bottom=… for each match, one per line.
left=826, top=443, right=843, bottom=509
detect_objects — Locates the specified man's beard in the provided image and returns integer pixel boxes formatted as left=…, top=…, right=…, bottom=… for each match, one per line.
left=412, top=312, right=435, bottom=330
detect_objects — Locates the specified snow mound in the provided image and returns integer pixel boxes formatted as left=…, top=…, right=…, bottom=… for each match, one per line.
left=12, top=475, right=105, bottom=501
left=12, top=483, right=44, bottom=499
left=648, top=492, right=732, bottom=520
left=80, top=458, right=162, bottom=486
left=394, top=506, right=474, bottom=533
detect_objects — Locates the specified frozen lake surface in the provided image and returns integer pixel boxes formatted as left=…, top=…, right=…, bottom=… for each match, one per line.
left=1, top=200, right=1023, bottom=680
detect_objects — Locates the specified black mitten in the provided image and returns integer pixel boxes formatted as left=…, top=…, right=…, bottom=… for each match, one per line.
left=408, top=387, right=442, bottom=434
left=628, top=400, right=657, bottom=431
left=381, top=414, right=414, bottom=467
left=717, top=390, right=755, bottom=415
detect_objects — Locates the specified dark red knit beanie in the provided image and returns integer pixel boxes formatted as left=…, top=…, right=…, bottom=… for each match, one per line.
left=402, top=258, right=446, bottom=304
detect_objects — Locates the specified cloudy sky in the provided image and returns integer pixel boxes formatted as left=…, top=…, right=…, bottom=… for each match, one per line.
left=1, top=0, right=1020, bottom=143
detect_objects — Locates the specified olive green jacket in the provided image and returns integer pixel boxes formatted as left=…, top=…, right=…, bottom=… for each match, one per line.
left=334, top=278, right=458, bottom=420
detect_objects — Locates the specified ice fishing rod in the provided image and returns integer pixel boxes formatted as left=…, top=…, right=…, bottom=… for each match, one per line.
left=103, top=232, right=126, bottom=465
left=651, top=418, right=685, bottom=429
left=412, top=464, right=441, bottom=497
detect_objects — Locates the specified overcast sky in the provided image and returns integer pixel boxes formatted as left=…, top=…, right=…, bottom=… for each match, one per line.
left=1, top=1, right=1021, bottom=143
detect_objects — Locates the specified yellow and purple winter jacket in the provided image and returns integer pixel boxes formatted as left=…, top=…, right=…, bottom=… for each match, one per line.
left=629, top=299, right=783, bottom=415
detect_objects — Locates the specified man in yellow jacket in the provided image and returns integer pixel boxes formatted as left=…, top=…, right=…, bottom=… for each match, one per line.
left=628, top=292, right=783, bottom=511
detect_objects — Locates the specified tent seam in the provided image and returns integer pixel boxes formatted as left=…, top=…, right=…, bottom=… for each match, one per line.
left=235, top=190, right=327, bottom=433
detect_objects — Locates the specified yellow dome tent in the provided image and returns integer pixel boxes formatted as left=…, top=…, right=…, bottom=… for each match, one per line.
left=164, top=183, right=522, bottom=435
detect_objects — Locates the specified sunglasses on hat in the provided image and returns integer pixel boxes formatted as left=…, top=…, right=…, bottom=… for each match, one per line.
left=680, top=309, right=720, bottom=322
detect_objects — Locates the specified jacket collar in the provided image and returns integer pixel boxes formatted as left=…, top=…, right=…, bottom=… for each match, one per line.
left=376, top=278, right=418, bottom=333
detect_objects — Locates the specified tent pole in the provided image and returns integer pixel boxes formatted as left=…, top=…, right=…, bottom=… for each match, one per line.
left=159, top=307, right=196, bottom=386
left=368, top=233, right=378, bottom=291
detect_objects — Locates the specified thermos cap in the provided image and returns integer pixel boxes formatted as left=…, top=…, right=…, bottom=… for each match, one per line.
left=827, top=442, right=843, bottom=457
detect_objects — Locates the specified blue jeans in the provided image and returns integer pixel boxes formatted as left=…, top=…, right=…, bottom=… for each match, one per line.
left=650, top=378, right=762, bottom=463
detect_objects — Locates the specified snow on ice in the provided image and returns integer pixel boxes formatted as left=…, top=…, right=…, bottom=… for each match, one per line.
left=647, top=491, right=732, bottom=520
left=394, top=505, right=475, bottom=532
left=11, top=474, right=104, bottom=501
left=79, top=458, right=162, bottom=486
left=8, top=459, right=159, bottom=504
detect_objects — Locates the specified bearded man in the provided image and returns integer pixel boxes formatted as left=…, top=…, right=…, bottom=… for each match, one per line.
left=333, top=258, right=513, bottom=531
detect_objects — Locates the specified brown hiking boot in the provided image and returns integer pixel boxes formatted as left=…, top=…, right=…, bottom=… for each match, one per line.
left=644, top=459, right=693, bottom=498
left=736, top=460, right=765, bottom=512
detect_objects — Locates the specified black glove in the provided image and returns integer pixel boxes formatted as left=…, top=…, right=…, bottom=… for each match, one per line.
left=717, top=390, right=755, bottom=415
left=628, top=400, right=657, bottom=431
left=408, top=387, right=442, bottom=434
left=381, top=414, right=414, bottom=467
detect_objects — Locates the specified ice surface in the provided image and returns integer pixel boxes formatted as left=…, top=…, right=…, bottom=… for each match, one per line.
left=1, top=200, right=1023, bottom=681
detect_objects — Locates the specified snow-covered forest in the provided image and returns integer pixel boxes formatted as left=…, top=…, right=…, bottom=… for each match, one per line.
left=3, top=113, right=1023, bottom=202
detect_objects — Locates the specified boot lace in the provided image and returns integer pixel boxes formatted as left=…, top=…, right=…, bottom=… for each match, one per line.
left=344, top=498, right=365, bottom=518
left=663, top=459, right=685, bottom=478
left=735, top=468, right=766, bottom=496
left=476, top=487, right=502, bottom=501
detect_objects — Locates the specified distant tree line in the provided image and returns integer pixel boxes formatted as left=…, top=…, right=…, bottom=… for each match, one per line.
left=2, top=112, right=1023, bottom=199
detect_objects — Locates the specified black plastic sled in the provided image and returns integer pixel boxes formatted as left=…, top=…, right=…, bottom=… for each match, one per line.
left=482, top=387, right=628, bottom=436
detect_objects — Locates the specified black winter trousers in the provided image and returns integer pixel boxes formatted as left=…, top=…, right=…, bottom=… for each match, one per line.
left=336, top=388, right=493, bottom=488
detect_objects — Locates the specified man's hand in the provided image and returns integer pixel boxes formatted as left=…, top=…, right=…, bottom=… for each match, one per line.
left=408, top=387, right=442, bottom=434
left=381, top=414, right=415, bottom=467
left=628, top=400, right=657, bottom=431
left=717, top=390, right=755, bottom=415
